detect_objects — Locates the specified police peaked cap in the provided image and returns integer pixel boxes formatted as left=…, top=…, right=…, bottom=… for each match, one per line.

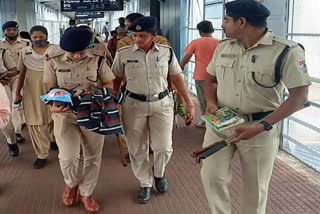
left=225, top=0, right=270, bottom=18
left=2, top=21, right=19, bottom=31
left=127, top=16, right=157, bottom=32
left=60, top=27, right=93, bottom=52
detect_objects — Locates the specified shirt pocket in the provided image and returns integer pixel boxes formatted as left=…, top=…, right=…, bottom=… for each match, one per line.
left=56, top=69, right=72, bottom=86
left=156, top=62, right=169, bottom=77
left=125, top=63, right=142, bottom=80
left=215, top=58, right=235, bottom=82
left=84, top=66, right=99, bottom=83
left=246, top=64, right=276, bottom=87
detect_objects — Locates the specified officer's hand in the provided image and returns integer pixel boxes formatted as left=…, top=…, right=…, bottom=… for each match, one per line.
left=0, top=77, right=12, bottom=86
left=50, top=102, right=70, bottom=113
left=14, top=94, right=23, bottom=104
left=233, top=124, right=265, bottom=143
left=185, top=103, right=195, bottom=126
left=206, top=103, right=219, bottom=114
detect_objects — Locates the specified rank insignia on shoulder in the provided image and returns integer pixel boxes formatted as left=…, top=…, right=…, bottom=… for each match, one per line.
left=58, top=69, right=71, bottom=72
left=298, top=59, right=307, bottom=70
left=127, top=60, right=138, bottom=63
left=221, top=53, right=235, bottom=58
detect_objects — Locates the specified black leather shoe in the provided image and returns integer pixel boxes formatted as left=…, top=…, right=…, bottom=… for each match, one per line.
left=21, top=123, right=27, bottom=130
left=33, top=158, right=47, bottom=169
left=8, top=143, right=19, bottom=157
left=155, top=176, right=168, bottom=193
left=125, top=152, right=130, bottom=163
left=16, top=133, right=25, bottom=143
left=50, top=141, right=59, bottom=151
left=137, top=187, right=152, bottom=204
left=149, top=146, right=153, bottom=154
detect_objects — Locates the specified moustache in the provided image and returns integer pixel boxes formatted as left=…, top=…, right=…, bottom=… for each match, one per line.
left=5, top=34, right=18, bottom=40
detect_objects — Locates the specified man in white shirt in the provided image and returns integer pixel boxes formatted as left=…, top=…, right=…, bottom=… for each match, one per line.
left=102, top=21, right=110, bottom=42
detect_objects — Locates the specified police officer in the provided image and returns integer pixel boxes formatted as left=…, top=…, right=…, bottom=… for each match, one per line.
left=43, top=27, right=115, bottom=213
left=112, top=16, right=195, bottom=204
left=201, top=1, right=311, bottom=214
left=117, top=13, right=170, bottom=50
left=115, top=13, right=173, bottom=166
left=1, top=21, right=30, bottom=143
left=0, top=45, right=19, bottom=156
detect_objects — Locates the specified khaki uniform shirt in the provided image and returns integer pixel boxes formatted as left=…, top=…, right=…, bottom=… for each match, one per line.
left=112, top=43, right=181, bottom=96
left=0, top=37, right=30, bottom=64
left=43, top=50, right=115, bottom=91
left=0, top=47, right=16, bottom=72
left=90, top=43, right=113, bottom=66
left=207, top=31, right=311, bottom=114
left=117, top=35, right=170, bottom=51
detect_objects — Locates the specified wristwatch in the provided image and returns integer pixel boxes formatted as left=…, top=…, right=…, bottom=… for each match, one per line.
left=259, top=120, right=273, bottom=131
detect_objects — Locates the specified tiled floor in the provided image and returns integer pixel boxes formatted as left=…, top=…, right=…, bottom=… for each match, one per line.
left=1, top=103, right=320, bottom=214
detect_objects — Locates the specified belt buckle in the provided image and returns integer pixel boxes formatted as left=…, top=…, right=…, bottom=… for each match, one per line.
left=147, top=94, right=159, bottom=102
left=241, top=113, right=252, bottom=122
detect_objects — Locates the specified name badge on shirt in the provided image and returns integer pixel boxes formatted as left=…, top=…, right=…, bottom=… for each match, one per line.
left=58, top=69, right=71, bottom=72
left=221, top=53, right=235, bottom=58
left=127, top=60, right=139, bottom=63
left=25, top=52, right=32, bottom=55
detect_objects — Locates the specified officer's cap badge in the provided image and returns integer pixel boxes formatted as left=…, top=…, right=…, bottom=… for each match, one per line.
left=136, top=25, right=142, bottom=31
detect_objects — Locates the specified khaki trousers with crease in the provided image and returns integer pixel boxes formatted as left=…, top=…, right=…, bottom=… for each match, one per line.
left=52, top=112, right=105, bottom=197
left=122, top=96, right=174, bottom=187
left=201, top=122, right=280, bottom=214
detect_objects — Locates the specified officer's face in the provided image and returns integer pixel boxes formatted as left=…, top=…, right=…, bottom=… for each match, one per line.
left=222, top=15, right=239, bottom=38
left=132, top=32, right=153, bottom=48
left=4, top=27, right=19, bottom=40
left=68, top=50, right=87, bottom=62
left=31, top=31, right=47, bottom=41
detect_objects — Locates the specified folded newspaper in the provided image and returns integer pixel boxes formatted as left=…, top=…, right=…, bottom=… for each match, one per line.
left=201, top=107, right=245, bottom=132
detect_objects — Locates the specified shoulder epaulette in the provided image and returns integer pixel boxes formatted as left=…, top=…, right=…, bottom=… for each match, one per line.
left=91, top=49, right=105, bottom=57
left=45, top=50, right=65, bottom=60
left=118, top=45, right=134, bottom=52
left=219, top=38, right=233, bottom=44
left=20, top=38, right=31, bottom=46
left=156, top=43, right=171, bottom=49
left=273, top=36, right=299, bottom=48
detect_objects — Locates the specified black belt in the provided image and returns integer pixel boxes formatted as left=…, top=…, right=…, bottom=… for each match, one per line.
left=125, top=89, right=169, bottom=102
left=249, top=111, right=273, bottom=121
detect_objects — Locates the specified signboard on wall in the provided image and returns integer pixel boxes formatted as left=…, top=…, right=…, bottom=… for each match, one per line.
left=61, top=0, right=124, bottom=12
left=75, top=11, right=104, bottom=19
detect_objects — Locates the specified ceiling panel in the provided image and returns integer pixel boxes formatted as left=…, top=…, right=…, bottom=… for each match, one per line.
left=39, top=0, right=75, bottom=18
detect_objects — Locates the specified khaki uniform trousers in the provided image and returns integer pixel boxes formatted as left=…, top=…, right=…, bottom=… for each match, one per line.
left=52, top=112, right=105, bottom=197
left=122, top=96, right=174, bottom=187
left=28, top=121, right=54, bottom=159
left=9, top=76, right=25, bottom=134
left=1, top=85, right=16, bottom=145
left=201, top=122, right=280, bottom=214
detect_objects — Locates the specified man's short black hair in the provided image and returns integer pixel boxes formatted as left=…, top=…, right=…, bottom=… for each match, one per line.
left=111, top=30, right=117, bottom=35
left=30, top=25, right=48, bottom=36
left=125, top=13, right=144, bottom=24
left=69, top=19, right=76, bottom=26
left=19, top=31, right=31, bottom=40
left=196, top=21, right=214, bottom=33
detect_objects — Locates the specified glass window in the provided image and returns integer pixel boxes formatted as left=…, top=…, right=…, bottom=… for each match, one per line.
left=186, top=0, right=224, bottom=95
left=283, top=0, right=320, bottom=172
left=205, top=0, right=222, bottom=3
left=205, top=3, right=223, bottom=34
